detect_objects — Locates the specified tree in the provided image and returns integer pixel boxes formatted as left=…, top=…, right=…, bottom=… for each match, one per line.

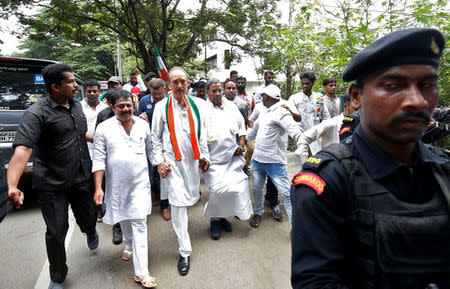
left=255, top=0, right=449, bottom=104
left=2, top=0, right=279, bottom=76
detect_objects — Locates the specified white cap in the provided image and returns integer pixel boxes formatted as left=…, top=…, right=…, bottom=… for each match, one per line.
left=262, top=84, right=281, bottom=99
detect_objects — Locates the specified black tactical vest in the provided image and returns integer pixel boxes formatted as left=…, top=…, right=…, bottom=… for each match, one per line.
left=320, top=142, right=450, bottom=289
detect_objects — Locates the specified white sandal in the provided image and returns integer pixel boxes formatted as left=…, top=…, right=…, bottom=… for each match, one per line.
left=133, top=274, right=157, bottom=288
left=122, top=248, right=133, bottom=261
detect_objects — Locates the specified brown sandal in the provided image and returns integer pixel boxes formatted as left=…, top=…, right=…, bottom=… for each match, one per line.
left=122, top=248, right=133, bottom=261
left=133, top=274, right=157, bottom=288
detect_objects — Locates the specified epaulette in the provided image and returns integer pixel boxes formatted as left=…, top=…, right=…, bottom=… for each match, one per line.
left=301, top=153, right=335, bottom=172
left=343, top=116, right=354, bottom=122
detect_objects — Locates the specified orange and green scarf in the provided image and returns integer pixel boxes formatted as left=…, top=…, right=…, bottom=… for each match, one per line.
left=165, top=94, right=201, bottom=161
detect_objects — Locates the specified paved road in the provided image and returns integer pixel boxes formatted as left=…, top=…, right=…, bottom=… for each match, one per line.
left=0, top=154, right=301, bottom=289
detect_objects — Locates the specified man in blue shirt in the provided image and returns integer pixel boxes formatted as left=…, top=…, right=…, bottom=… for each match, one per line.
left=138, top=78, right=171, bottom=220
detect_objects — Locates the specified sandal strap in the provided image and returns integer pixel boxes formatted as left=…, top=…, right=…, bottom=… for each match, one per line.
left=134, top=275, right=156, bottom=288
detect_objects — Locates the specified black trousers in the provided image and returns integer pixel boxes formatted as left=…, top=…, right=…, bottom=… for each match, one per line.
left=37, top=180, right=97, bottom=283
left=264, top=176, right=280, bottom=208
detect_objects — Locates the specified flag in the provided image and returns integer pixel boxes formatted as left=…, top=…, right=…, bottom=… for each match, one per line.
left=153, top=44, right=169, bottom=82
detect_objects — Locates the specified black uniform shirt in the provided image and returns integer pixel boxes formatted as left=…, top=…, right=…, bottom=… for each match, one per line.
left=13, top=95, right=92, bottom=191
left=291, top=125, right=449, bottom=289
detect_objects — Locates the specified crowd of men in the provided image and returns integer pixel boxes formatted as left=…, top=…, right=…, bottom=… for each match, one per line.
left=6, top=27, right=449, bottom=289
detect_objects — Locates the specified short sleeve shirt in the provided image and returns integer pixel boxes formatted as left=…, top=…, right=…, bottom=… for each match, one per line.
left=14, top=95, right=92, bottom=191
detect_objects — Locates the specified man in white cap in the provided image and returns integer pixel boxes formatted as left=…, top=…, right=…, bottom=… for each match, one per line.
left=247, top=84, right=303, bottom=228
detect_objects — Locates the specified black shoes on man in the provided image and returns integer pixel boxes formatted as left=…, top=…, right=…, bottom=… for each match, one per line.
left=112, top=223, right=123, bottom=244
left=87, top=231, right=99, bottom=250
left=177, top=255, right=190, bottom=276
left=209, top=218, right=233, bottom=240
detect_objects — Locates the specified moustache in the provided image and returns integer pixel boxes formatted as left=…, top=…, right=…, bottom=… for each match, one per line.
left=121, top=111, right=131, bottom=115
left=391, top=112, right=431, bottom=124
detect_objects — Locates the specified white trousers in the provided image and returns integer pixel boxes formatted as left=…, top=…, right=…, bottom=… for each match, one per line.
left=120, top=218, right=149, bottom=278
left=171, top=206, right=192, bottom=257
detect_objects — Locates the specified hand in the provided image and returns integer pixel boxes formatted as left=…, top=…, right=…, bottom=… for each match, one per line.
left=139, top=112, right=149, bottom=123
left=158, top=162, right=172, bottom=178
left=199, top=158, right=210, bottom=173
left=247, top=120, right=254, bottom=128
left=233, top=146, right=244, bottom=156
left=281, top=104, right=291, bottom=113
left=134, top=67, right=141, bottom=75
left=8, top=187, right=24, bottom=209
left=93, top=189, right=104, bottom=206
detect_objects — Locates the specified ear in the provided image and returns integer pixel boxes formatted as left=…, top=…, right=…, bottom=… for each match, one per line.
left=348, top=84, right=361, bottom=108
left=51, top=83, right=59, bottom=94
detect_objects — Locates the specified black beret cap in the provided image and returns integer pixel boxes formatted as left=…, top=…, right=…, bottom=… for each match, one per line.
left=342, top=28, right=445, bottom=82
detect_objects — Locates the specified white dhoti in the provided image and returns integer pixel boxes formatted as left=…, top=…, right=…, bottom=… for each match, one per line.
left=203, top=98, right=252, bottom=220
left=120, top=218, right=149, bottom=278
left=204, top=156, right=253, bottom=220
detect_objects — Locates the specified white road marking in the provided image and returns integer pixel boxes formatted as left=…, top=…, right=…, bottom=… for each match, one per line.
left=34, top=209, right=76, bottom=289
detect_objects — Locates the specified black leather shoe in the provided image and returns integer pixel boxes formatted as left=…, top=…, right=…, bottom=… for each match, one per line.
left=177, top=255, right=190, bottom=276
left=112, top=223, right=122, bottom=245
left=87, top=231, right=99, bottom=250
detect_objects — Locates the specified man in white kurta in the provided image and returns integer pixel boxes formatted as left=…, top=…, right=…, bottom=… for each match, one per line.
left=203, top=79, right=253, bottom=240
left=151, top=67, right=210, bottom=276
left=289, top=71, right=330, bottom=154
left=296, top=94, right=358, bottom=166
left=80, top=80, right=108, bottom=158
left=92, top=91, right=155, bottom=287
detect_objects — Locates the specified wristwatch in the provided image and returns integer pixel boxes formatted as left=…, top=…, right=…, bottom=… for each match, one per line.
left=238, top=145, right=246, bottom=154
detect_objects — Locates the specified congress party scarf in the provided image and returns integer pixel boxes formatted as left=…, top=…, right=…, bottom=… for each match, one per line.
left=165, top=94, right=201, bottom=161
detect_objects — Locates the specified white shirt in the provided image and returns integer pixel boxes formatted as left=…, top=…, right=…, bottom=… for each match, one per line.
left=296, top=113, right=345, bottom=159
left=324, top=95, right=341, bottom=118
left=289, top=91, right=330, bottom=131
left=151, top=96, right=210, bottom=206
left=289, top=91, right=330, bottom=154
left=123, top=74, right=146, bottom=93
left=248, top=101, right=302, bottom=164
left=205, top=97, right=246, bottom=164
left=92, top=116, right=152, bottom=224
left=80, top=99, right=108, bottom=158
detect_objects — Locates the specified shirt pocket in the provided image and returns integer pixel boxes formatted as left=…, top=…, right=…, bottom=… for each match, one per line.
left=130, top=135, right=146, bottom=155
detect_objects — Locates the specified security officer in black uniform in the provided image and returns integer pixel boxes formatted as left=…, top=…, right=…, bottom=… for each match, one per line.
left=291, top=28, right=449, bottom=289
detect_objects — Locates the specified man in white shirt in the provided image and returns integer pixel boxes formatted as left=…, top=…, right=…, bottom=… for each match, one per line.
left=80, top=79, right=108, bottom=158
left=203, top=79, right=253, bottom=240
left=92, top=90, right=156, bottom=288
left=122, top=68, right=146, bottom=94
left=322, top=77, right=341, bottom=118
left=247, top=84, right=303, bottom=228
left=289, top=71, right=330, bottom=155
left=151, top=67, right=210, bottom=276
left=223, top=78, right=249, bottom=125
left=296, top=94, right=359, bottom=165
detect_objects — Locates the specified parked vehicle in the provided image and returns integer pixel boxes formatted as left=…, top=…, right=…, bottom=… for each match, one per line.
left=0, top=57, right=85, bottom=190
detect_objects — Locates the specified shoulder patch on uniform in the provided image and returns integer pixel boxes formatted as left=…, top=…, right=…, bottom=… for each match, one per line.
left=292, top=172, right=326, bottom=195
left=343, top=116, right=353, bottom=122
left=339, top=126, right=351, bottom=135
left=306, top=156, right=323, bottom=165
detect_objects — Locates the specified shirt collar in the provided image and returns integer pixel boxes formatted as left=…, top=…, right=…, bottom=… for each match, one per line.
left=266, top=101, right=281, bottom=113
left=353, top=125, right=447, bottom=179
left=47, top=95, right=75, bottom=109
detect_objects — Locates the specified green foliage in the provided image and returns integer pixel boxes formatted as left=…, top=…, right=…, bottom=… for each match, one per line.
left=256, top=0, right=449, bottom=105
left=4, top=0, right=278, bottom=76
